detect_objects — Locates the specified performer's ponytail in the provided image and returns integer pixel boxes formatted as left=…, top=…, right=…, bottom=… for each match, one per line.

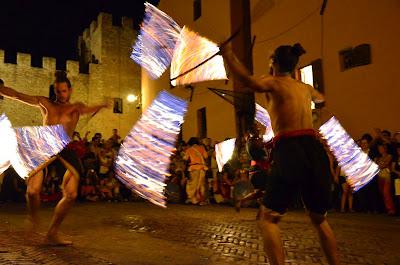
left=291, top=43, right=306, bottom=57
left=54, top=71, right=71, bottom=88
left=272, top=43, right=306, bottom=73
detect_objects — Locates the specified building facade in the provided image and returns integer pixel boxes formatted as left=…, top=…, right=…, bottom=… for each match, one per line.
left=143, top=0, right=400, bottom=140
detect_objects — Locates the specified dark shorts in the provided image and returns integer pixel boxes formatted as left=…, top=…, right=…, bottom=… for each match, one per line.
left=339, top=175, right=347, bottom=185
left=262, top=131, right=332, bottom=215
left=47, top=147, right=82, bottom=178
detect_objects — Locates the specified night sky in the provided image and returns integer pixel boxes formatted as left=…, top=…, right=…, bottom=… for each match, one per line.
left=0, top=0, right=159, bottom=68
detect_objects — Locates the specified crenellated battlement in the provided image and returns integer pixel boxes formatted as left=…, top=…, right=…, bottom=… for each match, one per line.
left=0, top=49, right=84, bottom=75
left=43, top=56, right=56, bottom=71
left=17, top=53, right=31, bottom=66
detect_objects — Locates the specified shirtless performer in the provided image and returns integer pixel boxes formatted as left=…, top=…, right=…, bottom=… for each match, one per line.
left=0, top=71, right=109, bottom=245
left=222, top=44, right=339, bottom=265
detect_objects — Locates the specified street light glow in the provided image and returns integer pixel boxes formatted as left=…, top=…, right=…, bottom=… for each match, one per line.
left=127, top=94, right=138, bottom=103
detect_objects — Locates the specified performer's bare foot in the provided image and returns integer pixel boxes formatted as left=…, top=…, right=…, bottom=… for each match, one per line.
left=45, top=233, right=73, bottom=246
left=25, top=216, right=40, bottom=234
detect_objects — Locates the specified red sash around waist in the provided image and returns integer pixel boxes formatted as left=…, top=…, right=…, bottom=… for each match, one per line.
left=273, top=129, right=317, bottom=144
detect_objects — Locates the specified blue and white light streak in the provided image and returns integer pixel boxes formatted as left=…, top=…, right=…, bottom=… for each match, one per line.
left=0, top=113, right=70, bottom=178
left=319, top=117, right=379, bottom=191
left=115, top=91, right=188, bottom=207
left=255, top=104, right=274, bottom=142
left=0, top=114, right=16, bottom=175
left=12, top=124, right=70, bottom=178
left=131, top=2, right=181, bottom=79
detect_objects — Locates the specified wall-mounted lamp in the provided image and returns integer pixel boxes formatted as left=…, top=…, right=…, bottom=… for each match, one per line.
left=127, top=94, right=138, bottom=103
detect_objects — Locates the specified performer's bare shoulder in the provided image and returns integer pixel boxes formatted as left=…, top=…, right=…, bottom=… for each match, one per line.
left=260, top=76, right=324, bottom=134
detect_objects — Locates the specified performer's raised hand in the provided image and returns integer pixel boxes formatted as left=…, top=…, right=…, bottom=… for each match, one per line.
left=221, top=44, right=274, bottom=94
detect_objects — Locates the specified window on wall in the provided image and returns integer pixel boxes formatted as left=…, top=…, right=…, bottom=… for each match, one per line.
left=197, top=107, right=207, bottom=139
left=297, top=59, right=324, bottom=109
left=113, top=98, right=123, bottom=114
left=194, top=0, right=202, bottom=21
left=339, top=44, right=371, bottom=71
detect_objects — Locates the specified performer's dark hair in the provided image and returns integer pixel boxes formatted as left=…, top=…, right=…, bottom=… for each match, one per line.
left=54, top=71, right=71, bottom=88
left=0, top=79, right=4, bottom=85
left=272, top=43, right=306, bottom=73
left=188, top=137, right=200, bottom=146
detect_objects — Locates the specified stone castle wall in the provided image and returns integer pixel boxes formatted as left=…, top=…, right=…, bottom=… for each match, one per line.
left=0, top=13, right=141, bottom=139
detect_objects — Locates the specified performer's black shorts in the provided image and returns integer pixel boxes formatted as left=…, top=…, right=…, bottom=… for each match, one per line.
left=47, top=147, right=82, bottom=178
left=262, top=131, right=331, bottom=215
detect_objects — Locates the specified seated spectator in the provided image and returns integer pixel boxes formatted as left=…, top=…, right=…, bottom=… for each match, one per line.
left=80, top=175, right=99, bottom=202
left=41, top=173, right=62, bottom=203
left=98, top=140, right=115, bottom=179
left=108, top=171, right=121, bottom=201
left=99, top=171, right=120, bottom=201
left=99, top=178, right=113, bottom=201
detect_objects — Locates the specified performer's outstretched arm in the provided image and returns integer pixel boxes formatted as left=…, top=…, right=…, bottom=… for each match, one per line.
left=220, top=47, right=274, bottom=94
left=308, top=85, right=325, bottom=103
left=76, top=102, right=110, bottom=115
left=0, top=79, right=48, bottom=107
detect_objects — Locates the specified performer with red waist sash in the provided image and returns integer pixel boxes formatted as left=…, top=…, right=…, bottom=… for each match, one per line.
left=222, top=43, right=339, bottom=265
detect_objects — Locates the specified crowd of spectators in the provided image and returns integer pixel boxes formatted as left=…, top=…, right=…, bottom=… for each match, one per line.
left=1, top=127, right=399, bottom=216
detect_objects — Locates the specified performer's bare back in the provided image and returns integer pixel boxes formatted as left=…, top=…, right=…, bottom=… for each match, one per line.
left=260, top=76, right=322, bottom=135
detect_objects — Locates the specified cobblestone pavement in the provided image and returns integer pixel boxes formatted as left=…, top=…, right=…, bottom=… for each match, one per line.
left=0, top=202, right=399, bottom=265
